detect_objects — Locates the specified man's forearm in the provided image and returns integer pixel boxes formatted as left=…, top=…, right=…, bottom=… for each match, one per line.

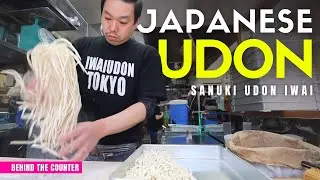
left=95, top=102, right=147, bottom=138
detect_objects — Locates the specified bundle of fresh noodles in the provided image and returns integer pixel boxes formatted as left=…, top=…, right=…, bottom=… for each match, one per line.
left=1, top=38, right=87, bottom=159
left=124, top=150, right=197, bottom=180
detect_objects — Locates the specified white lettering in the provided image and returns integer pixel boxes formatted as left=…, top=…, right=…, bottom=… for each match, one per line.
left=128, top=63, right=134, bottom=77
left=253, top=85, right=259, bottom=95
left=137, top=9, right=157, bottom=33
left=234, top=9, right=255, bottom=33
left=89, top=57, right=98, bottom=70
left=285, top=85, right=288, bottom=96
left=290, top=85, right=299, bottom=96
left=120, top=62, right=128, bottom=76
left=113, top=62, right=121, bottom=75
left=278, top=9, right=293, bottom=33
left=109, top=76, right=117, bottom=94
left=298, top=9, right=312, bottom=33
left=92, top=72, right=100, bottom=91
left=261, top=85, right=268, bottom=95
left=186, top=9, right=204, bottom=33
left=36, top=164, right=48, bottom=171
left=84, top=58, right=134, bottom=97
left=260, top=9, right=275, bottom=33
left=106, top=60, right=114, bottom=74
left=96, top=58, right=104, bottom=72
left=200, top=86, right=205, bottom=96
left=11, top=164, right=34, bottom=171
left=117, top=77, right=126, bottom=96
left=50, top=164, right=79, bottom=172
left=225, top=85, right=231, bottom=96
left=160, top=10, right=183, bottom=33
left=217, top=85, right=222, bottom=96
left=102, top=60, right=108, bottom=73
left=191, top=85, right=196, bottom=96
left=207, top=85, right=214, bottom=95
left=87, top=71, right=94, bottom=89
left=142, top=9, right=312, bottom=34
left=302, top=85, right=308, bottom=96
left=85, top=56, right=90, bottom=69
left=245, top=85, right=250, bottom=96
left=207, top=10, right=230, bottom=33
left=100, top=74, right=109, bottom=93
left=270, top=85, right=277, bottom=95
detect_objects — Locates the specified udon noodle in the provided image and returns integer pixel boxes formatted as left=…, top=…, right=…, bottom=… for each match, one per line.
left=1, top=38, right=87, bottom=159
left=124, top=150, right=197, bottom=180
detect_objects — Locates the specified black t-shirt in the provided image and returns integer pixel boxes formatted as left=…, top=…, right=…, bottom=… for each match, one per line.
left=73, top=36, right=167, bottom=145
left=147, top=106, right=162, bottom=132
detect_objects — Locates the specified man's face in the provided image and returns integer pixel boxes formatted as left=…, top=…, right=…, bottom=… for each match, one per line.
left=101, top=0, right=138, bottom=46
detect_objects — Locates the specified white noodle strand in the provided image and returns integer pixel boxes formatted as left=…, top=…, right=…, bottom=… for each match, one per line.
left=124, top=150, right=197, bottom=180
left=1, top=38, right=87, bottom=159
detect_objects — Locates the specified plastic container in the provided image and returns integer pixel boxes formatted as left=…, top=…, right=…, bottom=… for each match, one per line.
left=168, top=100, right=189, bottom=125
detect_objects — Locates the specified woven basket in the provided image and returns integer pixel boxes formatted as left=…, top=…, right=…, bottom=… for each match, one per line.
left=227, top=130, right=320, bottom=169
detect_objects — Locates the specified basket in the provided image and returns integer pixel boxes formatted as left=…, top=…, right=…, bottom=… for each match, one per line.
left=226, top=130, right=320, bottom=169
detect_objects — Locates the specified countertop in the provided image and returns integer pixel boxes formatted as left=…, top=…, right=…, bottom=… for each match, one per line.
left=0, top=157, right=302, bottom=180
left=0, top=130, right=305, bottom=180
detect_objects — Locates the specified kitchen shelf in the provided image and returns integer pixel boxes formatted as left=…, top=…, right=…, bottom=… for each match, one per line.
left=0, top=0, right=98, bottom=38
left=0, top=0, right=84, bottom=31
left=0, top=40, right=26, bottom=66
left=0, top=7, right=77, bottom=31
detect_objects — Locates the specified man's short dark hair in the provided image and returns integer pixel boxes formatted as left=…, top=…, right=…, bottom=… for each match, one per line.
left=101, top=0, right=143, bottom=24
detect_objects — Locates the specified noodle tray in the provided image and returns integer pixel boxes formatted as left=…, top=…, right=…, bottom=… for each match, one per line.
left=109, top=144, right=272, bottom=180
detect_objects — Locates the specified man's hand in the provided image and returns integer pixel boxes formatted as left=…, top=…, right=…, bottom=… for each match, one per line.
left=57, top=102, right=147, bottom=161
left=58, top=121, right=103, bottom=161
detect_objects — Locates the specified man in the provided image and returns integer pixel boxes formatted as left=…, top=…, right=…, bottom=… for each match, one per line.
left=56, top=0, right=166, bottom=161
left=147, top=105, right=164, bottom=144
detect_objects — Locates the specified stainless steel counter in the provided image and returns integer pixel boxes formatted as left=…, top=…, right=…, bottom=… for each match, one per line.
left=110, top=144, right=272, bottom=180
